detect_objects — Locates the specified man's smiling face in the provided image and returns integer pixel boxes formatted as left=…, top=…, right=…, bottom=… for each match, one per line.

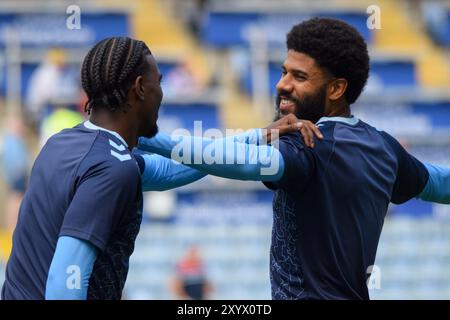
left=275, top=50, right=330, bottom=123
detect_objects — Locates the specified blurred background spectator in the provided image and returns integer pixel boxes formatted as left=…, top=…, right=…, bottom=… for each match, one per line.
left=1, top=0, right=450, bottom=299
left=25, top=48, right=80, bottom=131
left=39, top=104, right=84, bottom=146
left=169, top=245, right=212, bottom=300
left=162, top=61, right=205, bottom=99
left=0, top=114, right=29, bottom=233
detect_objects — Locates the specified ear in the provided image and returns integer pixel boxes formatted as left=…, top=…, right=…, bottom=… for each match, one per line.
left=133, top=76, right=145, bottom=101
left=328, top=78, right=347, bottom=101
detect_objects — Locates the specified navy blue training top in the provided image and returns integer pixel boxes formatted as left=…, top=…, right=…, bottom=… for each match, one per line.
left=2, top=122, right=144, bottom=300
left=264, top=116, right=429, bottom=300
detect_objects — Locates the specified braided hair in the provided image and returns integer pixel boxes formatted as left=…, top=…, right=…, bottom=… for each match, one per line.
left=81, top=37, right=151, bottom=114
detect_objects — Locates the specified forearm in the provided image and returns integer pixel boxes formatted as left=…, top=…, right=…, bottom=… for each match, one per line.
left=225, top=128, right=263, bottom=145
left=140, top=153, right=207, bottom=191
left=45, top=236, right=98, bottom=300
left=418, top=163, right=450, bottom=204
left=138, top=132, right=284, bottom=181
left=140, top=128, right=263, bottom=158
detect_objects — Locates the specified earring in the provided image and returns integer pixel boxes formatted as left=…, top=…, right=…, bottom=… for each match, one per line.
left=139, top=96, right=145, bottom=101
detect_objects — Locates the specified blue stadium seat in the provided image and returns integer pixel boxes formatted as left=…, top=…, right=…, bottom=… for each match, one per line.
left=370, top=60, right=416, bottom=87
left=201, top=11, right=371, bottom=48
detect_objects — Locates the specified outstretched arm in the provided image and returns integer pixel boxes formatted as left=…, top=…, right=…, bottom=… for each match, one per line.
left=418, top=163, right=450, bottom=204
left=137, top=116, right=321, bottom=182
left=135, top=127, right=282, bottom=191
left=138, top=131, right=285, bottom=181
left=381, top=131, right=450, bottom=205
left=136, top=152, right=207, bottom=191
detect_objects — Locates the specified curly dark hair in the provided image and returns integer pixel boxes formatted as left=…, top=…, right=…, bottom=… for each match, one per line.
left=286, top=17, right=370, bottom=104
left=81, top=36, right=151, bottom=114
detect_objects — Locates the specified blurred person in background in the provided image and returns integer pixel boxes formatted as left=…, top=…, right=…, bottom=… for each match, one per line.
left=170, top=245, right=212, bottom=300
left=163, top=61, right=204, bottom=99
left=39, top=102, right=85, bottom=146
left=0, top=114, right=29, bottom=234
left=25, top=48, right=79, bottom=130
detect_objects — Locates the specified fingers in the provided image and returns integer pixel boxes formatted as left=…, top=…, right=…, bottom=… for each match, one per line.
left=265, top=117, right=323, bottom=147
left=265, top=114, right=295, bottom=133
left=286, top=114, right=299, bottom=124
left=274, top=122, right=302, bottom=141
left=299, top=121, right=323, bottom=148
left=311, top=124, right=324, bottom=140
left=300, top=124, right=314, bottom=147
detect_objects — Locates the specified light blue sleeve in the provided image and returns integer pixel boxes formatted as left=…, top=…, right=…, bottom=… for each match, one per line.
left=140, top=153, right=207, bottom=191
left=224, top=128, right=263, bottom=145
left=45, top=236, right=98, bottom=300
left=418, top=163, right=450, bottom=204
left=137, top=131, right=285, bottom=181
left=137, top=130, right=261, bottom=191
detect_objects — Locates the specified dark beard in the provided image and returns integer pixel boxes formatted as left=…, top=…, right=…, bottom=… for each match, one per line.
left=274, top=84, right=327, bottom=123
left=143, top=124, right=159, bottom=138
